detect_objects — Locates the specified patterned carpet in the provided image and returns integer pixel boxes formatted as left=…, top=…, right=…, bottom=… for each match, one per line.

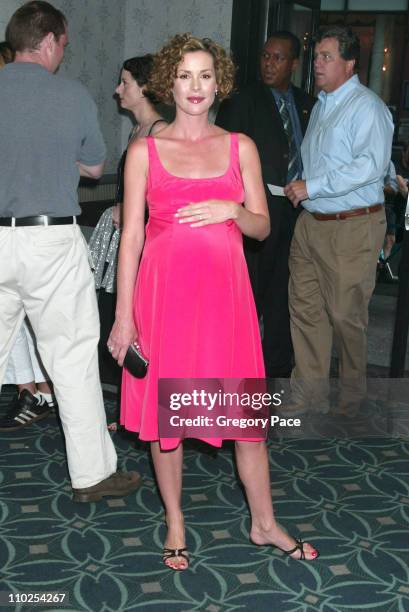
left=0, top=386, right=409, bottom=612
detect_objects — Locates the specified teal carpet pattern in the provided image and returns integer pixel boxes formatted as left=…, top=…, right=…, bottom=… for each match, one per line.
left=0, top=386, right=409, bottom=612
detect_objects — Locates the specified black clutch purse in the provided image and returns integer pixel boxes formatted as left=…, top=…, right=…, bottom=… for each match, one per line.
left=123, top=343, right=148, bottom=378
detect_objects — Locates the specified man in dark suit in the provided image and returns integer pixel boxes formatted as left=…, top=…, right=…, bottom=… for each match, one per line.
left=216, top=31, right=315, bottom=378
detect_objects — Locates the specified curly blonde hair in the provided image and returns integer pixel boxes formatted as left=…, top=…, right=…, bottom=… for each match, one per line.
left=148, top=33, right=235, bottom=105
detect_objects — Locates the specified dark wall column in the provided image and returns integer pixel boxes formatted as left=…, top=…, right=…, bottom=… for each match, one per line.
left=230, top=0, right=270, bottom=88
left=230, top=0, right=320, bottom=91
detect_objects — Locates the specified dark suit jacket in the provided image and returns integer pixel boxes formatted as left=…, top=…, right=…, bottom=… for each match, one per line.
left=215, top=82, right=315, bottom=307
left=216, top=81, right=314, bottom=190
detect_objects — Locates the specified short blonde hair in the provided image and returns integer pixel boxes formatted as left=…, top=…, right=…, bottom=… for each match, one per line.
left=148, top=33, right=235, bottom=105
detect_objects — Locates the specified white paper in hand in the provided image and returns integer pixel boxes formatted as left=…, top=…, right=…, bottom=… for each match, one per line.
left=267, top=184, right=285, bottom=197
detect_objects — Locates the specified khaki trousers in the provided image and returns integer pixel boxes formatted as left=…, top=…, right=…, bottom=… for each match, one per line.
left=288, top=208, right=386, bottom=407
left=4, top=319, right=47, bottom=384
left=0, top=223, right=117, bottom=488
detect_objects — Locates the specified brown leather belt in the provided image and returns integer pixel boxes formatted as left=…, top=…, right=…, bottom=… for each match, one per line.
left=312, top=204, right=383, bottom=221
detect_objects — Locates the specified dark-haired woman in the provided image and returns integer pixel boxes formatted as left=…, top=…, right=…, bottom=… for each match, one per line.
left=113, top=55, right=167, bottom=227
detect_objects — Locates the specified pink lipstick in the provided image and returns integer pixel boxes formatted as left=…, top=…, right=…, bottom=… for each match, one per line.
left=187, top=97, right=204, bottom=104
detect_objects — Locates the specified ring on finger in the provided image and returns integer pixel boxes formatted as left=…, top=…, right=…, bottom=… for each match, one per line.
left=108, top=345, right=113, bottom=353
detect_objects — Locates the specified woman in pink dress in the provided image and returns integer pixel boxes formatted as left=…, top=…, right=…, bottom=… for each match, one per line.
left=108, top=34, right=318, bottom=570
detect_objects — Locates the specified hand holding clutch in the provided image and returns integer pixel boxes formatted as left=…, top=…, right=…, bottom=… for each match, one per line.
left=123, top=343, right=148, bottom=378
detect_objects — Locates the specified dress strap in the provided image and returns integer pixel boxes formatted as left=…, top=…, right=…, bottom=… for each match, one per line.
left=146, top=136, right=160, bottom=169
left=146, top=136, right=166, bottom=189
left=148, top=119, right=167, bottom=136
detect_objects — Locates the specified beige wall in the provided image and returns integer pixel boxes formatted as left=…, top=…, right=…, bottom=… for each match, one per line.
left=0, top=0, right=20, bottom=36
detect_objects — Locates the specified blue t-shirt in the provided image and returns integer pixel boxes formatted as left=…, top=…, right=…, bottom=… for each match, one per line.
left=0, top=62, right=106, bottom=217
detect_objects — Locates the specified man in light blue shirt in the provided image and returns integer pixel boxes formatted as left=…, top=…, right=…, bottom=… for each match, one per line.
left=283, top=26, right=393, bottom=413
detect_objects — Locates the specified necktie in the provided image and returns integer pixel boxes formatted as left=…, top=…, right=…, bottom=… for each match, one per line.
left=278, top=96, right=299, bottom=183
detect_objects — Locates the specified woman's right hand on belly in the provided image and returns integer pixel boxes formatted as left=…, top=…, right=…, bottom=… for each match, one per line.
left=107, top=317, right=137, bottom=367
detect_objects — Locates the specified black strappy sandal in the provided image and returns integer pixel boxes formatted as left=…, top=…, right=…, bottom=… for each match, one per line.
left=280, top=537, right=319, bottom=560
left=162, top=547, right=190, bottom=570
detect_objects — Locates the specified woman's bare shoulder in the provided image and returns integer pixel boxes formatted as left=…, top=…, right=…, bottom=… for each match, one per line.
left=236, top=132, right=255, bottom=147
left=237, top=132, right=258, bottom=155
left=236, top=133, right=260, bottom=172
left=213, top=129, right=255, bottom=152
left=126, top=137, right=149, bottom=170
left=127, top=136, right=149, bottom=154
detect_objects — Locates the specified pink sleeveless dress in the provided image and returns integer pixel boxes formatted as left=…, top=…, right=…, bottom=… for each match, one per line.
left=120, top=133, right=265, bottom=450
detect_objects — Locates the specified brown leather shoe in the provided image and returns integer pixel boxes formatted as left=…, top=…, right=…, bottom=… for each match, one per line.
left=72, top=470, right=142, bottom=502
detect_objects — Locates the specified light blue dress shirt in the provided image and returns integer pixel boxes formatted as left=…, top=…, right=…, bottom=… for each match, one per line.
left=301, top=75, right=394, bottom=214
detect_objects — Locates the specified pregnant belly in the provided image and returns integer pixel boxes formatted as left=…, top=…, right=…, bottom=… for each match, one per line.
left=142, top=218, right=244, bottom=267
left=134, top=215, right=255, bottom=371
